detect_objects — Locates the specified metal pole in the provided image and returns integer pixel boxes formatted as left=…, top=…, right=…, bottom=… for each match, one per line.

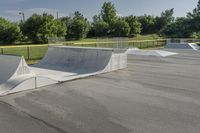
left=1, top=48, right=3, bottom=55
left=19, top=12, right=25, bottom=22
left=27, top=46, right=30, bottom=60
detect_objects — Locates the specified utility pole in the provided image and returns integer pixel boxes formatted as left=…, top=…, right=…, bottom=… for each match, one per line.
left=19, top=12, right=25, bottom=22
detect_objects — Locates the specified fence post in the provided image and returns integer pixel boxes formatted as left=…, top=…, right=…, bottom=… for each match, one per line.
left=27, top=46, right=30, bottom=60
left=147, top=41, right=149, bottom=48
left=157, top=40, right=159, bottom=47
left=1, top=48, right=3, bottom=55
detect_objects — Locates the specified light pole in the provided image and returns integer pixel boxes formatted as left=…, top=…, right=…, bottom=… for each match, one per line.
left=19, top=12, right=25, bottom=22
left=56, top=12, right=59, bottom=19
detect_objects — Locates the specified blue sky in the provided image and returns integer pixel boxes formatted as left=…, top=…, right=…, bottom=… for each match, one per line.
left=0, top=0, right=198, bottom=21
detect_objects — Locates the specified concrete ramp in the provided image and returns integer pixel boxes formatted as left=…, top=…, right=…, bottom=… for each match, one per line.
left=32, top=46, right=127, bottom=82
left=0, top=55, right=34, bottom=95
left=0, top=46, right=127, bottom=96
left=165, top=43, right=200, bottom=50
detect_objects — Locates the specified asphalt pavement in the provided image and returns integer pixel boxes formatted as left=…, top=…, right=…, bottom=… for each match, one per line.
left=1, top=49, right=200, bottom=133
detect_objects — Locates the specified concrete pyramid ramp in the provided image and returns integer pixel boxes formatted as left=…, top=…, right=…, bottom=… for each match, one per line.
left=0, top=55, right=34, bottom=95
left=128, top=48, right=178, bottom=57
left=165, top=43, right=200, bottom=50
left=31, top=46, right=127, bottom=82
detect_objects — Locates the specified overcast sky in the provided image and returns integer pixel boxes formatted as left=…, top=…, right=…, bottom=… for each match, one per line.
left=0, top=0, right=198, bottom=21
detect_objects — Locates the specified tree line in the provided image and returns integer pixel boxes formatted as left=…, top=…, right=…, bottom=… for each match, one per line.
left=0, top=1, right=200, bottom=44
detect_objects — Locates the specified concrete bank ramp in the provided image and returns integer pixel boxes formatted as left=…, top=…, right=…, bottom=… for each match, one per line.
left=128, top=48, right=178, bottom=57
left=0, top=46, right=127, bottom=96
left=0, top=55, right=34, bottom=95
left=165, top=43, right=200, bottom=50
left=31, top=46, right=127, bottom=82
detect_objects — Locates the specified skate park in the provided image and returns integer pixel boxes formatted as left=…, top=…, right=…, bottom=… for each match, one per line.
left=0, top=39, right=199, bottom=96
left=1, top=0, right=200, bottom=132
left=0, top=38, right=200, bottom=133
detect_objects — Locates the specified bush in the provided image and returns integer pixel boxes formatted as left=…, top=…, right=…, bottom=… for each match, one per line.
left=111, top=19, right=130, bottom=37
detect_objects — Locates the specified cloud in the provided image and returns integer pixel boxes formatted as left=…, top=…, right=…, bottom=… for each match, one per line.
left=0, top=0, right=26, bottom=4
left=5, top=8, right=67, bottom=21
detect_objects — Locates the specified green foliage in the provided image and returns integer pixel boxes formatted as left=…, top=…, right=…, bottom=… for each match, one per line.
left=186, top=0, right=200, bottom=34
left=161, top=0, right=200, bottom=38
left=3, top=1, right=200, bottom=43
left=60, top=16, right=71, bottom=38
left=91, top=15, right=109, bottom=36
left=61, top=11, right=89, bottom=39
left=110, top=18, right=130, bottom=37
left=138, top=15, right=156, bottom=34
left=156, top=8, right=174, bottom=32
left=0, top=17, right=22, bottom=43
left=191, top=32, right=200, bottom=39
left=187, top=0, right=200, bottom=18
left=101, top=2, right=117, bottom=24
left=161, top=17, right=192, bottom=38
left=124, top=15, right=141, bottom=36
left=21, top=13, right=66, bottom=43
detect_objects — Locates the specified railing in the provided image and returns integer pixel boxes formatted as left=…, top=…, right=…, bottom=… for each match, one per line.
left=0, top=39, right=167, bottom=63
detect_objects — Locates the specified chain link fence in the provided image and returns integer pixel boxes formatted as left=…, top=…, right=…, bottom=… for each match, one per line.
left=167, top=39, right=200, bottom=43
left=0, top=39, right=167, bottom=64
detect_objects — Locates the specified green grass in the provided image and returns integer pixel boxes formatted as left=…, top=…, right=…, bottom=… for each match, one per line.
left=0, top=45, right=48, bottom=60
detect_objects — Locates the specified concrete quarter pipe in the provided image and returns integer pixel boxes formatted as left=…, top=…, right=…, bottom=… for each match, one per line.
left=0, top=46, right=127, bottom=96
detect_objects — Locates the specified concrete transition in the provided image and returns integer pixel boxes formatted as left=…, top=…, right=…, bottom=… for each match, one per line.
left=127, top=48, right=178, bottom=57
left=165, top=43, right=200, bottom=50
left=0, top=46, right=127, bottom=96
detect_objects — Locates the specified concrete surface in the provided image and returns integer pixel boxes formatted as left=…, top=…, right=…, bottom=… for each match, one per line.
left=0, top=49, right=200, bottom=133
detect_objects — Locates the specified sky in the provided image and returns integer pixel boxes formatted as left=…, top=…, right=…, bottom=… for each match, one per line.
left=0, top=0, right=198, bottom=21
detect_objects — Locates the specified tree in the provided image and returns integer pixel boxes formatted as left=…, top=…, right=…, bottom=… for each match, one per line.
left=161, top=17, right=192, bottom=38
left=111, top=18, right=130, bottom=37
left=60, top=16, right=72, bottom=38
left=125, top=15, right=141, bottom=36
left=138, top=15, right=156, bottom=34
left=0, top=17, right=22, bottom=43
left=101, top=2, right=117, bottom=25
left=187, top=0, right=200, bottom=32
left=156, top=8, right=174, bottom=32
left=68, top=11, right=90, bottom=39
left=21, top=13, right=66, bottom=43
left=187, top=0, right=200, bottom=18
left=91, top=15, right=109, bottom=36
